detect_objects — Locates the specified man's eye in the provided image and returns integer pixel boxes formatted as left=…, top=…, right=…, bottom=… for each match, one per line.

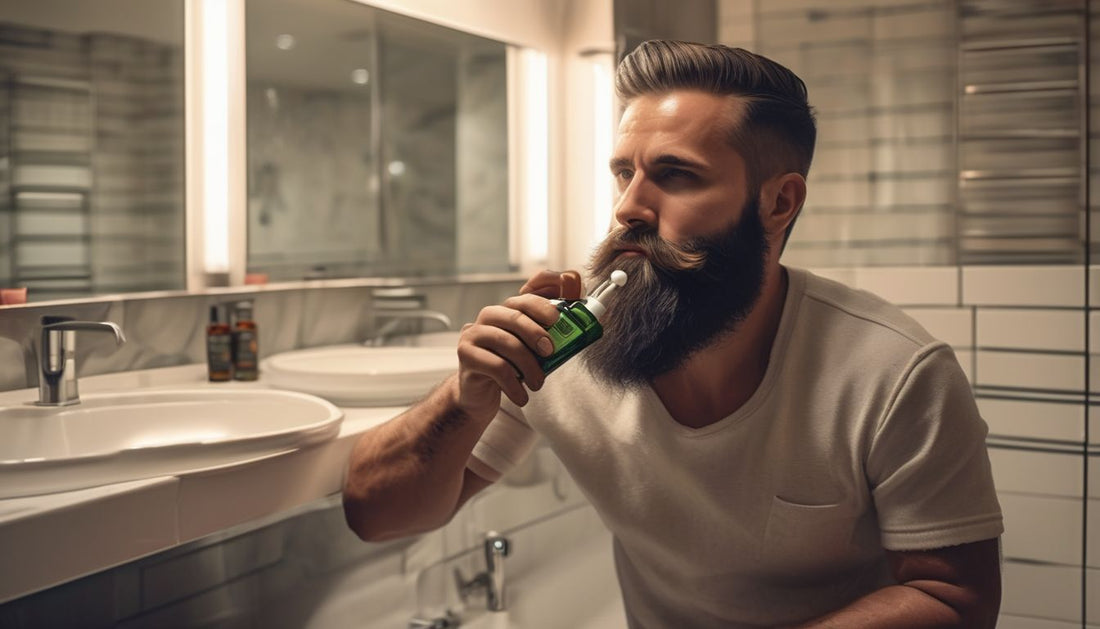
left=662, top=168, right=693, bottom=180
left=615, top=170, right=633, bottom=181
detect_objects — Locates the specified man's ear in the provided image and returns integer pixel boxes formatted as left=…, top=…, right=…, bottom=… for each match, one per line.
left=759, top=172, right=806, bottom=239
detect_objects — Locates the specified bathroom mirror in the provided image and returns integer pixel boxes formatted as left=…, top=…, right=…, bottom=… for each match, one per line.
left=0, top=0, right=187, bottom=303
left=245, top=0, right=511, bottom=282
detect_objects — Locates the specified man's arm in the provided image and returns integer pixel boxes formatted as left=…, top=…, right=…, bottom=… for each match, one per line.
left=342, top=375, right=497, bottom=541
left=342, top=272, right=582, bottom=542
left=793, top=537, right=1001, bottom=629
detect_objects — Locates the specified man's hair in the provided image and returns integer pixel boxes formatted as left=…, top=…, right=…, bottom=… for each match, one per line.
left=616, top=40, right=816, bottom=195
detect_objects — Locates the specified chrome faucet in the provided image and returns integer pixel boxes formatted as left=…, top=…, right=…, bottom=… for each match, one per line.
left=369, top=309, right=453, bottom=346
left=407, top=610, right=460, bottom=629
left=37, top=316, right=126, bottom=406
left=454, top=531, right=511, bottom=612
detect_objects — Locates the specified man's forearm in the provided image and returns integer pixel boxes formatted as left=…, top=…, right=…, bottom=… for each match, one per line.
left=342, top=374, right=495, bottom=541
left=793, top=582, right=990, bottom=629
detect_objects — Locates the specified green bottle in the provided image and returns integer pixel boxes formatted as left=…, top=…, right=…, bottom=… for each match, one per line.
left=538, top=270, right=627, bottom=374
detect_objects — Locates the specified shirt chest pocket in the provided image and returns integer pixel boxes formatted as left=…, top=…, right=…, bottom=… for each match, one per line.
left=759, top=496, right=859, bottom=581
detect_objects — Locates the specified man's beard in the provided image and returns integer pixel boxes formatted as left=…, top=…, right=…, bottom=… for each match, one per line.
left=581, top=197, right=770, bottom=388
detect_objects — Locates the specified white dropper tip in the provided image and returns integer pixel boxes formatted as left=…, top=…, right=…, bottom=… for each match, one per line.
left=586, top=270, right=627, bottom=320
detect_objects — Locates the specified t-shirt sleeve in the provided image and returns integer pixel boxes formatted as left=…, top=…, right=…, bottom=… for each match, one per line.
left=467, top=398, right=538, bottom=482
left=867, top=343, right=1004, bottom=551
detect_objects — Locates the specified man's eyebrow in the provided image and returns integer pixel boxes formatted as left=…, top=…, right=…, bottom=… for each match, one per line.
left=609, top=157, right=631, bottom=171
left=609, top=154, right=707, bottom=171
left=653, top=154, right=706, bottom=169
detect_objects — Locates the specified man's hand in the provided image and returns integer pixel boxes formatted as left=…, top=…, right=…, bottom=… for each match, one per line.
left=453, top=270, right=584, bottom=418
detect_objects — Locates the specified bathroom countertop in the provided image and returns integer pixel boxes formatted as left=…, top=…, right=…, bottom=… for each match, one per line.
left=0, top=364, right=412, bottom=604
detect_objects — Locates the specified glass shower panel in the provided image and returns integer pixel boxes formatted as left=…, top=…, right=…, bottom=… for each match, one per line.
left=957, top=0, right=1085, bottom=264
left=244, top=0, right=510, bottom=281
left=375, top=12, right=509, bottom=277
left=1087, top=0, right=1100, bottom=624
left=758, top=2, right=957, bottom=268
left=245, top=0, right=380, bottom=281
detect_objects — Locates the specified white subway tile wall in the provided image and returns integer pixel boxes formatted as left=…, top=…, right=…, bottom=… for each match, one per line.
left=722, top=1, right=1098, bottom=625
left=999, top=492, right=1082, bottom=565
left=980, top=397, right=1085, bottom=442
left=1002, top=561, right=1082, bottom=624
left=978, top=309, right=1086, bottom=352
left=964, top=265, right=1087, bottom=307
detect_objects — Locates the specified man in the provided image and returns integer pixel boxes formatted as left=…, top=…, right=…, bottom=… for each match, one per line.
left=343, top=40, right=1003, bottom=628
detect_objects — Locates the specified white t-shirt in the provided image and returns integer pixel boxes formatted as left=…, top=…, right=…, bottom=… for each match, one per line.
left=469, top=266, right=1003, bottom=628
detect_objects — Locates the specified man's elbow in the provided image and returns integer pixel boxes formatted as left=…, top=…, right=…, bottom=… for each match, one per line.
left=904, top=578, right=1001, bottom=629
left=342, top=481, right=454, bottom=543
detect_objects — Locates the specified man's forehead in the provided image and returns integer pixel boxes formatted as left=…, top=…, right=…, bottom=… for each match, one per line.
left=619, top=90, right=748, bottom=127
left=614, top=91, right=750, bottom=167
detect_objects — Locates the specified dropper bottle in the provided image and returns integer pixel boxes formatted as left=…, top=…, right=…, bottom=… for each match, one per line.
left=538, top=270, right=628, bottom=374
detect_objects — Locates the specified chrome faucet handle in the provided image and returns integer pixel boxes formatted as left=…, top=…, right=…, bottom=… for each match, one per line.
left=37, top=317, right=126, bottom=406
left=453, top=531, right=511, bottom=612
left=483, top=532, right=510, bottom=612
left=368, top=309, right=453, bottom=346
left=483, top=531, right=510, bottom=572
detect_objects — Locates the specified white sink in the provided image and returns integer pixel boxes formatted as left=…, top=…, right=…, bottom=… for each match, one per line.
left=380, top=331, right=462, bottom=348
left=262, top=340, right=459, bottom=407
left=0, top=388, right=343, bottom=499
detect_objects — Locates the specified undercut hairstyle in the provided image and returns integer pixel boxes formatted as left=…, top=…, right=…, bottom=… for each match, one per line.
left=616, top=40, right=817, bottom=239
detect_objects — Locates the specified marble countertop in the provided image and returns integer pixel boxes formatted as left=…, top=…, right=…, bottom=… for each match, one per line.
left=0, top=364, right=410, bottom=604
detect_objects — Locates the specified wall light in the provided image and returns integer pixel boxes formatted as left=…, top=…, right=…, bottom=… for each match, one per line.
left=201, top=0, right=230, bottom=275
left=275, top=33, right=296, bottom=51
left=351, top=68, right=370, bottom=85
left=518, top=48, right=549, bottom=266
left=591, top=58, right=614, bottom=247
left=186, top=0, right=245, bottom=287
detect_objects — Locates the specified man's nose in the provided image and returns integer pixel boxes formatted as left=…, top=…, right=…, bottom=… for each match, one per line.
left=613, top=177, right=657, bottom=230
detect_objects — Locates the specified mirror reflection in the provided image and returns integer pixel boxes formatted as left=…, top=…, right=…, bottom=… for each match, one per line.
left=246, top=0, right=512, bottom=281
left=0, top=0, right=186, bottom=303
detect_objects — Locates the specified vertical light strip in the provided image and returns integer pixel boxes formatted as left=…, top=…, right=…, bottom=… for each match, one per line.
left=521, top=48, right=549, bottom=265
left=591, top=58, right=614, bottom=247
left=201, top=0, right=230, bottom=274
left=505, top=46, right=522, bottom=269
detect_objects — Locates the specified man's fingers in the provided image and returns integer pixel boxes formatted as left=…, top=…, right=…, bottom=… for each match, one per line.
left=520, top=269, right=584, bottom=299
left=559, top=270, right=583, bottom=300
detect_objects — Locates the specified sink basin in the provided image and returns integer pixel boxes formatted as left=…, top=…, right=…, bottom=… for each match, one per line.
left=380, top=331, right=462, bottom=348
left=0, top=389, right=343, bottom=499
left=263, top=342, right=459, bottom=407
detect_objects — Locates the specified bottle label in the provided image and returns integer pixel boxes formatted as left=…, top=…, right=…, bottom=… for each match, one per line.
left=233, top=330, right=258, bottom=367
left=538, top=301, right=603, bottom=375
left=233, top=330, right=259, bottom=381
left=207, top=333, right=233, bottom=374
left=548, top=314, right=582, bottom=349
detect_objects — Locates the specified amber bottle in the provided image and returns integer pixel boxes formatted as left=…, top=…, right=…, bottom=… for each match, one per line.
left=206, top=304, right=233, bottom=382
left=232, top=300, right=259, bottom=381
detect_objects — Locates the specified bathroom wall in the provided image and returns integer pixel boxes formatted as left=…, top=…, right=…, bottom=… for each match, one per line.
left=718, top=0, right=1098, bottom=626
